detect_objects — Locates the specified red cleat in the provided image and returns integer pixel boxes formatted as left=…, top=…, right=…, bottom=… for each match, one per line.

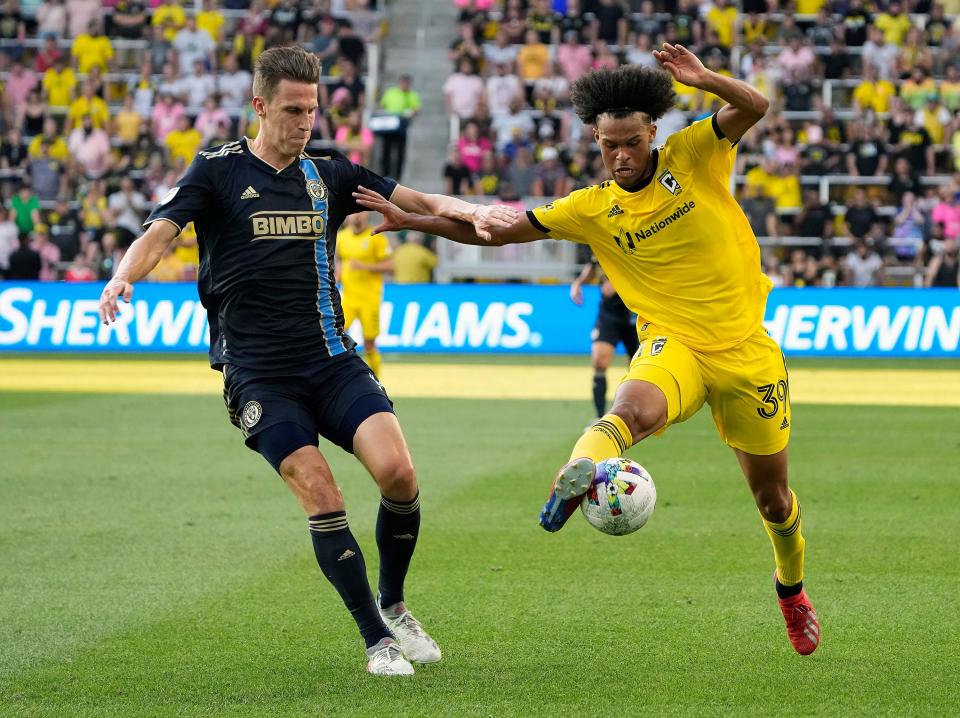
left=776, top=574, right=820, bottom=655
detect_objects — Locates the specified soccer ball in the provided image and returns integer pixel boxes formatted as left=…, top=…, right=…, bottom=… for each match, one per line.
left=580, top=458, right=657, bottom=536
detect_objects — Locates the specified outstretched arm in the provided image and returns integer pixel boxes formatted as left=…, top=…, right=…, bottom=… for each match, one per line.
left=355, top=187, right=547, bottom=246
left=654, top=43, right=769, bottom=143
left=98, top=219, right=180, bottom=324
left=388, top=184, right=522, bottom=242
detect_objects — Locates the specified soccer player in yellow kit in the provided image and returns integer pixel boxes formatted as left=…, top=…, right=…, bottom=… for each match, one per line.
left=353, top=45, right=820, bottom=656
left=337, top=211, right=393, bottom=377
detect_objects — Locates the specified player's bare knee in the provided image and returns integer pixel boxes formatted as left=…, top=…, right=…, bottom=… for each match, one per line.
left=280, top=460, right=340, bottom=513
left=611, top=402, right=665, bottom=443
left=754, top=485, right=791, bottom=523
left=375, top=457, right=418, bottom=501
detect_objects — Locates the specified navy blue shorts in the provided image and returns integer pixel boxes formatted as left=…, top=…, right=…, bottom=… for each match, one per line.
left=592, top=311, right=640, bottom=356
left=222, top=352, right=394, bottom=468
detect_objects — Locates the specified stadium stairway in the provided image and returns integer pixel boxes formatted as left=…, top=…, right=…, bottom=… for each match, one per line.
left=380, top=0, right=457, bottom=191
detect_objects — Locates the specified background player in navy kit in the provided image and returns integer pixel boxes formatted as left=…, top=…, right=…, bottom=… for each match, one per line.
left=97, top=46, right=518, bottom=677
left=569, top=258, right=639, bottom=420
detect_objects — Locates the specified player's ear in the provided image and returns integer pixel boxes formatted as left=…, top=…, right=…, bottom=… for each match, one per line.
left=252, top=95, right=266, bottom=117
left=648, top=123, right=657, bottom=144
left=593, top=126, right=600, bottom=143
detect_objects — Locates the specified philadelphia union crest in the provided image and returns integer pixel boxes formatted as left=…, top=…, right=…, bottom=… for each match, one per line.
left=306, top=178, right=328, bottom=201
left=241, top=401, right=262, bottom=429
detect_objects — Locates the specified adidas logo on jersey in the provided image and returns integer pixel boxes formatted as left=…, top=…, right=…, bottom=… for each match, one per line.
left=780, top=416, right=790, bottom=430
left=338, top=549, right=356, bottom=561
left=240, top=186, right=260, bottom=199
left=607, top=204, right=623, bottom=218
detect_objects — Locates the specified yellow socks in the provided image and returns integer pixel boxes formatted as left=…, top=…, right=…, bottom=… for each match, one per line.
left=570, top=413, right=633, bottom=463
left=365, top=347, right=381, bottom=377
left=762, top=490, right=805, bottom=586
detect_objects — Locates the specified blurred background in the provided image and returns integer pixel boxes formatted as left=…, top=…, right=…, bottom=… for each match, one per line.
left=0, top=0, right=957, bottom=356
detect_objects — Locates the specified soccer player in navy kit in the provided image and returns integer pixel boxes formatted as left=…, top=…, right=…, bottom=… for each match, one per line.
left=98, top=46, right=517, bottom=676
left=569, top=258, right=639, bottom=420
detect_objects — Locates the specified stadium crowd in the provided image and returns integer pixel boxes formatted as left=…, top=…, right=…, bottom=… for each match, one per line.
left=0, top=0, right=390, bottom=282
left=442, top=0, right=960, bottom=287
left=0, top=0, right=958, bottom=288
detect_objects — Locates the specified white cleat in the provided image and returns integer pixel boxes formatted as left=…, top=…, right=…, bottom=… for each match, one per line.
left=366, top=637, right=415, bottom=676
left=379, top=603, right=442, bottom=664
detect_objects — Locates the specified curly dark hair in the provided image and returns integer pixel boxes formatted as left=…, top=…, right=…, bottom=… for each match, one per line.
left=570, top=66, right=677, bottom=125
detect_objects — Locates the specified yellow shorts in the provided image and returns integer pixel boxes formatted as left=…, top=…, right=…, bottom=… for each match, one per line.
left=342, top=302, right=381, bottom=340
left=623, top=322, right=791, bottom=455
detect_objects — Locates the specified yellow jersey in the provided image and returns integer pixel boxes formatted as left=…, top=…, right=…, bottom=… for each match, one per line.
left=42, top=67, right=76, bottom=107
left=67, top=95, right=109, bottom=129
left=337, top=226, right=391, bottom=304
left=530, top=115, right=771, bottom=352
left=71, top=34, right=114, bottom=73
left=165, top=128, right=203, bottom=166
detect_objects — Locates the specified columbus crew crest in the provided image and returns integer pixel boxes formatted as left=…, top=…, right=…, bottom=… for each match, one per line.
left=306, top=178, right=328, bottom=201
left=658, top=169, right=682, bottom=195
left=241, top=400, right=262, bottom=429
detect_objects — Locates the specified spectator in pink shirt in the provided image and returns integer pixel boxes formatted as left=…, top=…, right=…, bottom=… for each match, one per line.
left=932, top=187, right=960, bottom=240
left=66, top=0, right=100, bottom=37
left=194, top=95, right=231, bottom=144
left=3, top=61, right=38, bottom=112
left=335, top=111, right=374, bottom=165
left=591, top=39, right=619, bottom=72
left=556, top=30, right=592, bottom=84
left=151, top=91, right=186, bottom=143
left=30, top=224, right=61, bottom=281
left=442, top=58, right=485, bottom=120
left=456, top=120, right=491, bottom=174
left=68, top=115, right=113, bottom=179
left=777, top=33, right=817, bottom=86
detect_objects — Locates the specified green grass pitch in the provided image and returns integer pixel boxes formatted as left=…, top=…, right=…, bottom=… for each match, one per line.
left=1, top=369, right=959, bottom=716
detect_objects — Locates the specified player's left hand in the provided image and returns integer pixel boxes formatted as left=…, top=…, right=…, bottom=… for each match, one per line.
left=653, top=43, right=708, bottom=88
left=354, top=185, right=410, bottom=234
left=470, top=204, right=521, bottom=243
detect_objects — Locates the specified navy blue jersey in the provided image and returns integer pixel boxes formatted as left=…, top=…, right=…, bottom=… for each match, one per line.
left=144, top=138, right=397, bottom=370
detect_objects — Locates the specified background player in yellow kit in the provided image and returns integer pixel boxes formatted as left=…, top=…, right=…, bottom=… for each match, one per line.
left=353, top=45, right=820, bottom=657
left=336, top=211, right=393, bottom=377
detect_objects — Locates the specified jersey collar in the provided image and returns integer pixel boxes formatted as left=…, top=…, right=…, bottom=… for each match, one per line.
left=243, top=137, right=300, bottom=175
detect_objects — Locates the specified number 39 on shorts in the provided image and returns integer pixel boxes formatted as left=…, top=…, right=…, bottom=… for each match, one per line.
left=756, top=379, right=789, bottom=419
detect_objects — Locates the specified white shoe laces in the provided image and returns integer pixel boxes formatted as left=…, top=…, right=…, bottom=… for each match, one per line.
left=395, top=611, right=428, bottom=639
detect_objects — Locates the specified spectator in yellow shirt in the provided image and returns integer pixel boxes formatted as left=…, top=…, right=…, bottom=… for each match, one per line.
left=152, top=0, right=187, bottom=42
left=517, top=29, right=550, bottom=81
left=941, top=65, right=960, bottom=113
left=852, top=65, right=895, bottom=114
left=796, top=0, right=825, bottom=13
left=147, top=243, right=187, bottom=282
left=874, top=1, right=913, bottom=45
left=66, top=81, right=109, bottom=131
left=196, top=0, right=225, bottom=42
left=28, top=118, right=69, bottom=162
left=164, top=115, right=203, bottom=166
left=71, top=20, right=114, bottom=74
left=112, top=95, right=144, bottom=146
left=41, top=57, right=76, bottom=108
left=899, top=67, right=938, bottom=111
left=392, top=231, right=438, bottom=284
left=767, top=164, right=803, bottom=213
left=706, top=0, right=738, bottom=47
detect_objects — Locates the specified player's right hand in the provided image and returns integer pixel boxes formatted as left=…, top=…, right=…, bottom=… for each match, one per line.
left=99, top=279, right=134, bottom=325
left=354, top=185, right=410, bottom=234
